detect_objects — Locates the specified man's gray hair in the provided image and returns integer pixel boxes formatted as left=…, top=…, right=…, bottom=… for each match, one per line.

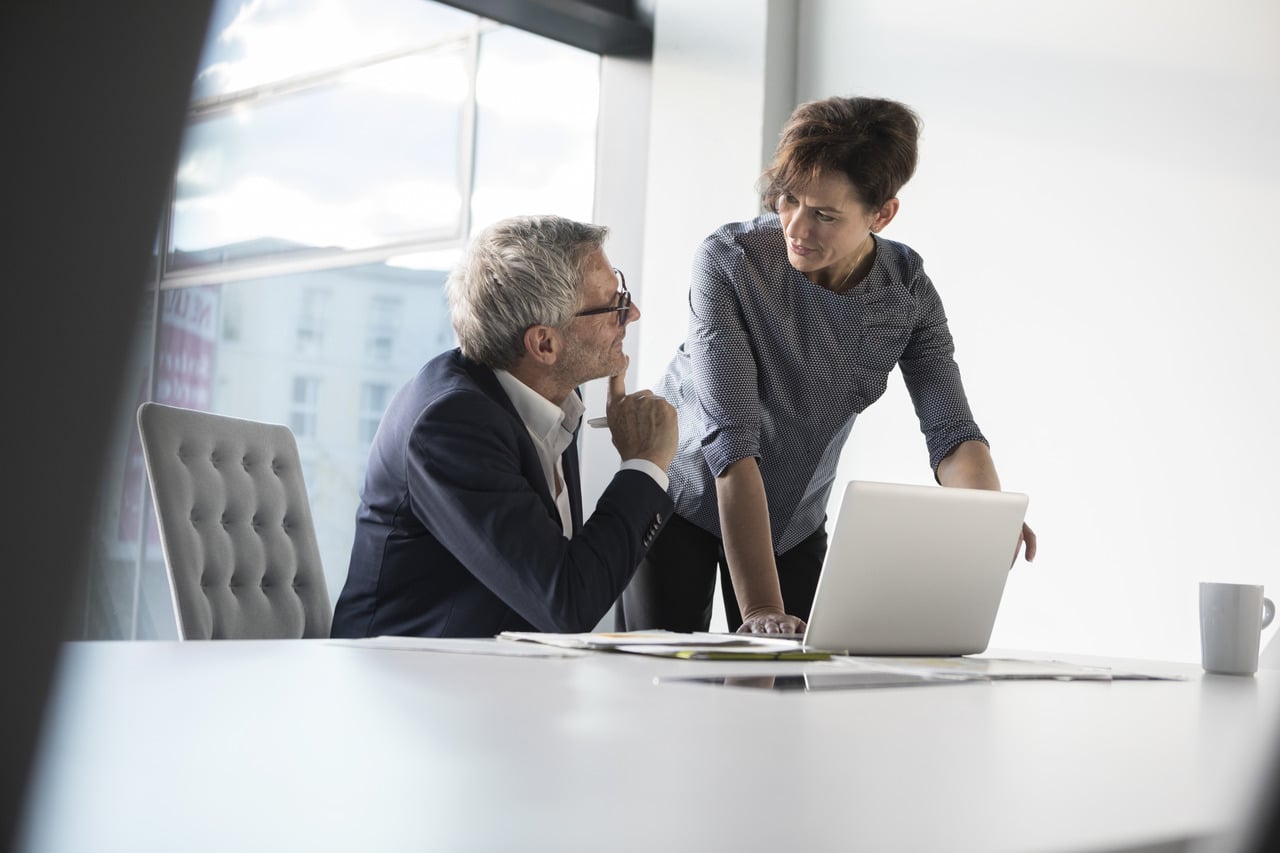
left=448, top=215, right=609, bottom=370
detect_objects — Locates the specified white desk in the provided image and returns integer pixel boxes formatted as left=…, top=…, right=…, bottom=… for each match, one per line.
left=17, top=640, right=1280, bottom=853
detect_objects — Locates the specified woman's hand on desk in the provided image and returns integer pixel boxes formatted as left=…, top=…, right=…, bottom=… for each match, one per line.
left=936, top=440, right=1037, bottom=565
left=736, top=609, right=807, bottom=635
left=1017, top=522, right=1037, bottom=563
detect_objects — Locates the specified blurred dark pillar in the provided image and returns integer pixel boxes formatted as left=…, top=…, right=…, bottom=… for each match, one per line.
left=0, top=3, right=213, bottom=849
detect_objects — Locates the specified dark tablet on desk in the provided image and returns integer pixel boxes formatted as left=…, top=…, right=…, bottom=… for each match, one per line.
left=660, top=672, right=939, bottom=691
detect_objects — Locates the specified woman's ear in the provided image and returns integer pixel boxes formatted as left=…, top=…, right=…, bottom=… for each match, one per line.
left=871, top=197, right=900, bottom=233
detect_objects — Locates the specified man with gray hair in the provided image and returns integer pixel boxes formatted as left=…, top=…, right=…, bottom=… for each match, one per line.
left=331, top=215, right=677, bottom=638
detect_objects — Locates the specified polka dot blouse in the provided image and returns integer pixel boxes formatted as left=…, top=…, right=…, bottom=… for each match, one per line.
left=652, top=213, right=987, bottom=554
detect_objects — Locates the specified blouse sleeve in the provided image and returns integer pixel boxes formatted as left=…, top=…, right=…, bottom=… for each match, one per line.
left=686, top=235, right=763, bottom=478
left=898, top=267, right=988, bottom=471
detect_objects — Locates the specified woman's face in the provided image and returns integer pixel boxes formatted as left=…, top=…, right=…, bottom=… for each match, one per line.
left=776, top=171, right=879, bottom=286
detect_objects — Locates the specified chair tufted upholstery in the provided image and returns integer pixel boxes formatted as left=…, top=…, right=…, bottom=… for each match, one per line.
left=136, top=402, right=332, bottom=639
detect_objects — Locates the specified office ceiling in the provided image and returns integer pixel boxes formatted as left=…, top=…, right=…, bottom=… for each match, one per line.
left=435, top=0, right=653, bottom=56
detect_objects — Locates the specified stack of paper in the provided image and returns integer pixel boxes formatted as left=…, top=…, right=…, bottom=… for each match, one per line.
left=497, top=630, right=833, bottom=660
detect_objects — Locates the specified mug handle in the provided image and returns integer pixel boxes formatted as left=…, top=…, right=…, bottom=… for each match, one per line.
left=1264, top=597, right=1276, bottom=630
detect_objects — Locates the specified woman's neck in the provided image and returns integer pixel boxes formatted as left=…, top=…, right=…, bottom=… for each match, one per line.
left=813, top=234, right=876, bottom=293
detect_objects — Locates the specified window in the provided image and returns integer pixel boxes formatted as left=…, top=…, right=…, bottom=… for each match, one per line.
left=360, top=382, right=394, bottom=443
left=366, top=295, right=402, bottom=362
left=296, top=288, right=330, bottom=355
left=289, top=376, right=321, bottom=439
left=153, top=288, right=219, bottom=411
left=221, top=291, right=242, bottom=342
left=77, top=0, right=602, bottom=639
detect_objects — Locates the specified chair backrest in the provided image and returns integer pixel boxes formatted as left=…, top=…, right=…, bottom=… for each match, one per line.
left=136, top=402, right=332, bottom=639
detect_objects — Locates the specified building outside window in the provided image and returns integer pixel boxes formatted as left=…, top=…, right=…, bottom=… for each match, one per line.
left=296, top=288, right=330, bottom=356
left=365, top=295, right=402, bottom=363
left=76, top=0, right=601, bottom=639
left=289, top=376, right=321, bottom=439
left=360, top=382, right=394, bottom=444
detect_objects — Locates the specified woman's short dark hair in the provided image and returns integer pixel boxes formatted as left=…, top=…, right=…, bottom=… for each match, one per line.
left=760, top=96, right=921, bottom=213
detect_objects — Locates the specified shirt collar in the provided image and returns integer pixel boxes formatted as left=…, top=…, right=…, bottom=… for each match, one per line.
left=494, top=369, right=585, bottom=446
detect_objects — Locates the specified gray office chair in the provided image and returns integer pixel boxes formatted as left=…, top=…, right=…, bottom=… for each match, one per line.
left=136, top=402, right=332, bottom=639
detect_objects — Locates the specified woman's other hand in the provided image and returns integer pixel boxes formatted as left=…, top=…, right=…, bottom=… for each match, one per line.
left=1017, top=522, right=1037, bottom=563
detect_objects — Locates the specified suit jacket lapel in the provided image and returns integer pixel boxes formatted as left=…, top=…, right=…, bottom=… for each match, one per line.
left=457, top=351, right=580, bottom=529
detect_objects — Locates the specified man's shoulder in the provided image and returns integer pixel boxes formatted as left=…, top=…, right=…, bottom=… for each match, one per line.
left=385, top=349, right=514, bottom=431
left=412, top=348, right=500, bottom=399
left=421, top=347, right=481, bottom=384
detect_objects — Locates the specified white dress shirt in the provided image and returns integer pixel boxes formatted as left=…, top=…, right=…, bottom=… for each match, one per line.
left=495, top=370, right=668, bottom=538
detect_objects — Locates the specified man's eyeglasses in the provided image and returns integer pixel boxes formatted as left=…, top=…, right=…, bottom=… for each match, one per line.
left=573, top=268, right=632, bottom=327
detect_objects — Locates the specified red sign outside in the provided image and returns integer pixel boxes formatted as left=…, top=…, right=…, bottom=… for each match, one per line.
left=117, top=287, right=220, bottom=544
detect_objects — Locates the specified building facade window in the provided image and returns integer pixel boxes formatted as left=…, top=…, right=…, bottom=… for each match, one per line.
left=365, top=295, right=402, bottom=363
left=78, top=0, right=601, bottom=639
left=296, top=288, right=330, bottom=355
left=289, top=376, right=321, bottom=439
left=360, top=382, right=394, bottom=444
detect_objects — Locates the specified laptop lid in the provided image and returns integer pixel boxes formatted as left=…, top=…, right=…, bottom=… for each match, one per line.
left=802, top=480, right=1029, bottom=656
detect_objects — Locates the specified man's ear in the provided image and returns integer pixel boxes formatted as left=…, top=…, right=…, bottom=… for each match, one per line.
left=871, top=197, right=900, bottom=233
left=522, top=324, right=560, bottom=366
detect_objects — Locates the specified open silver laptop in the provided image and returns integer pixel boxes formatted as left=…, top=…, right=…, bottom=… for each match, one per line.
left=800, top=480, right=1029, bottom=656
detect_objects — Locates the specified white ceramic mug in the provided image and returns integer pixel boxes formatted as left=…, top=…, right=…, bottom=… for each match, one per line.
left=1199, top=582, right=1275, bottom=675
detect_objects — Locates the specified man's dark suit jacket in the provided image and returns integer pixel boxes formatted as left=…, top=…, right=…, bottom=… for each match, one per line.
left=330, top=348, right=672, bottom=638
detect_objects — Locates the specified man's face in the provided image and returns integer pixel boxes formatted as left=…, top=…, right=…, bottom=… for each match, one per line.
left=554, top=248, right=637, bottom=388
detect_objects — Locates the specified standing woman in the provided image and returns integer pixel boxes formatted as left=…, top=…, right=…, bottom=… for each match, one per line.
left=617, top=96, right=1036, bottom=635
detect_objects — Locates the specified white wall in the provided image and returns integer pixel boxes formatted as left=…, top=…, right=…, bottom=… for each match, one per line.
left=587, top=0, right=800, bottom=629
left=635, top=0, right=799, bottom=382
left=636, top=0, right=1280, bottom=662
left=582, top=53, right=653, bottom=513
